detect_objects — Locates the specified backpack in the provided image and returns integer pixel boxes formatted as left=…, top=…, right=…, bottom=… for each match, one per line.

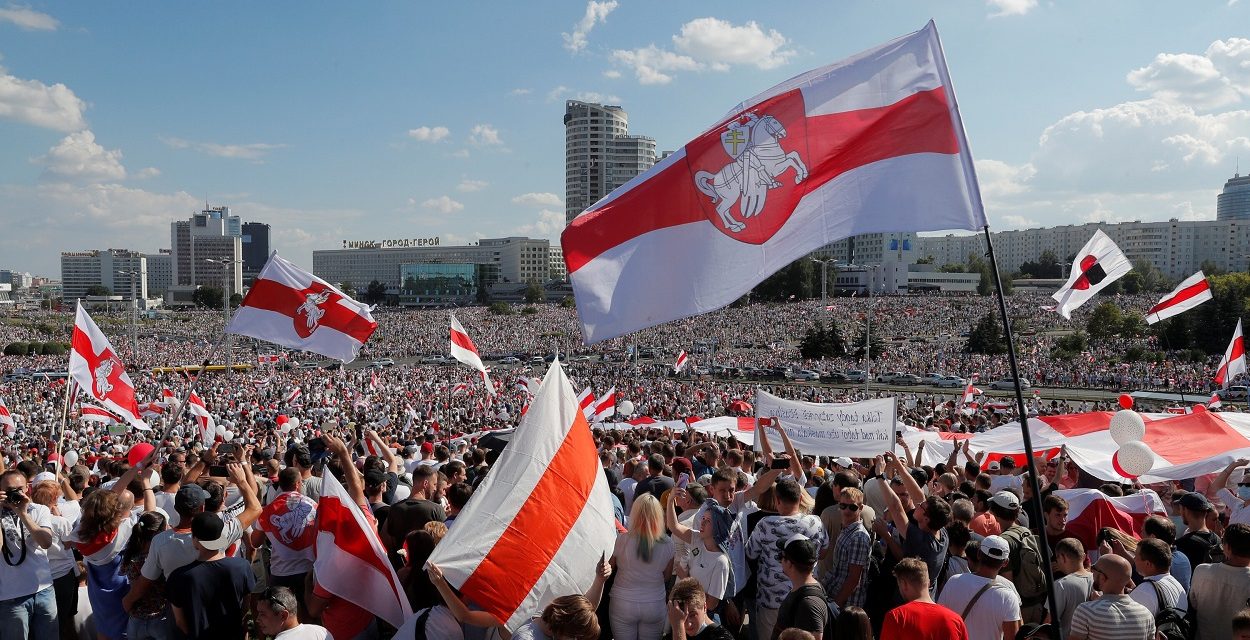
left=1146, top=579, right=1191, bottom=640
left=999, top=525, right=1048, bottom=604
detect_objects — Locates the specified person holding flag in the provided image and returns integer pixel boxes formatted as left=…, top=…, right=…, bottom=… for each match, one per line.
left=450, top=312, right=495, bottom=396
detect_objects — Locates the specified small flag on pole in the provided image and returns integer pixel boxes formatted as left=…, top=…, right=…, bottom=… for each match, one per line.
left=1145, top=271, right=1212, bottom=325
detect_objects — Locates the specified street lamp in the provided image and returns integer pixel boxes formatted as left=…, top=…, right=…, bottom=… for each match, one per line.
left=118, top=269, right=139, bottom=362
left=810, top=257, right=831, bottom=306
left=205, top=258, right=243, bottom=381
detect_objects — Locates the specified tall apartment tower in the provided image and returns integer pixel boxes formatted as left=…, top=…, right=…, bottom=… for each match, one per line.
left=241, top=222, right=271, bottom=284
left=1218, top=172, right=1250, bottom=221
left=564, top=101, right=657, bottom=224
left=168, top=205, right=243, bottom=304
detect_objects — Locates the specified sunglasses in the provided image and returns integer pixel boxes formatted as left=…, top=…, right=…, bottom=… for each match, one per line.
left=1239, top=483, right=1250, bottom=488
left=1091, top=567, right=1107, bottom=578
left=838, top=503, right=861, bottom=511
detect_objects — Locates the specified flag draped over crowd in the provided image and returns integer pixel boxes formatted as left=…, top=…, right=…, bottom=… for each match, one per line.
left=561, top=20, right=988, bottom=343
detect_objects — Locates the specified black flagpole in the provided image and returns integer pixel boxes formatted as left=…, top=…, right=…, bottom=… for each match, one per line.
left=982, top=225, right=1062, bottom=634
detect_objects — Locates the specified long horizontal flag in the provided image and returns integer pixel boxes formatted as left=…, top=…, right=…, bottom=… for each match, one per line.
left=1145, top=271, right=1212, bottom=324
left=561, top=21, right=987, bottom=343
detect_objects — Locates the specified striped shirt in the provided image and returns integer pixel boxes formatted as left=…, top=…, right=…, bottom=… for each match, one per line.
left=1069, top=595, right=1155, bottom=640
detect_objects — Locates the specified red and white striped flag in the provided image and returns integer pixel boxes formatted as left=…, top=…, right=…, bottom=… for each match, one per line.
left=161, top=387, right=175, bottom=401
left=1146, top=271, right=1212, bottom=325
left=450, top=312, right=495, bottom=395
left=139, top=402, right=167, bottom=418
left=226, top=252, right=378, bottom=363
left=452, top=382, right=469, bottom=396
left=1210, top=392, right=1223, bottom=409
left=1057, top=488, right=1166, bottom=550
left=561, top=22, right=988, bottom=343
left=68, top=302, right=149, bottom=430
left=80, top=404, right=120, bottom=424
left=0, top=396, right=15, bottom=436
left=673, top=350, right=689, bottom=373
left=313, top=467, right=410, bottom=628
left=1216, top=319, right=1246, bottom=388
left=426, top=363, right=616, bottom=630
left=187, top=392, right=215, bottom=442
left=286, top=387, right=303, bottom=404
left=960, top=380, right=982, bottom=406
left=577, top=387, right=596, bottom=421
left=593, top=387, right=616, bottom=422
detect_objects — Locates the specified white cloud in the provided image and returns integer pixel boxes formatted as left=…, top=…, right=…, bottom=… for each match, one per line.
left=422, top=195, right=464, bottom=214
left=602, top=69, right=621, bottom=79
left=512, top=192, right=563, bottom=208
left=611, top=45, right=701, bottom=85
left=34, top=130, right=126, bottom=182
left=451, top=149, right=470, bottom=159
left=0, top=5, right=58, bottom=30
left=0, top=64, right=87, bottom=131
left=457, top=178, right=488, bottom=192
left=672, top=17, right=794, bottom=70
left=160, top=137, right=286, bottom=161
left=134, top=167, right=160, bottom=179
left=406, top=125, right=450, bottom=142
left=509, top=88, right=532, bottom=96
left=562, top=0, right=618, bottom=53
left=546, top=85, right=621, bottom=104
left=1000, top=214, right=1039, bottom=228
left=986, top=0, right=1038, bottom=18
left=513, top=209, right=566, bottom=240
left=468, top=124, right=503, bottom=146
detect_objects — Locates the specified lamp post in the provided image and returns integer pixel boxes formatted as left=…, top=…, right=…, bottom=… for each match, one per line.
left=810, top=258, right=830, bottom=306
left=118, top=269, right=139, bottom=362
left=205, top=258, right=242, bottom=382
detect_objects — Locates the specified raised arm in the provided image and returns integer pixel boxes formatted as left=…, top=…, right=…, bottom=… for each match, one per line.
left=665, top=489, right=695, bottom=544
left=1215, top=458, right=1249, bottom=495
left=426, top=563, right=500, bottom=628
left=772, top=420, right=804, bottom=478
left=367, top=429, right=401, bottom=474
left=887, top=452, right=926, bottom=508
left=324, top=434, right=366, bottom=507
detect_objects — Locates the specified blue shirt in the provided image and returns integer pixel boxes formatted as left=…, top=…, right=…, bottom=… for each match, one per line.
left=1169, top=545, right=1192, bottom=592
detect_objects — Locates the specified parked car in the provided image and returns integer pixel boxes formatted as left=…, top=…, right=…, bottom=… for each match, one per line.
left=989, top=378, right=1031, bottom=390
left=894, top=374, right=923, bottom=385
left=528, top=355, right=546, bottom=364
left=297, top=361, right=321, bottom=370
left=875, top=371, right=907, bottom=384
left=792, top=369, right=821, bottom=382
left=570, top=355, right=592, bottom=362
left=420, top=355, right=450, bottom=365
left=497, top=356, right=521, bottom=365
left=823, top=371, right=848, bottom=383
left=1217, top=386, right=1250, bottom=400
left=370, top=358, right=396, bottom=368
left=2, top=372, right=30, bottom=382
left=844, top=370, right=867, bottom=383
left=936, top=375, right=966, bottom=388
left=921, top=372, right=944, bottom=385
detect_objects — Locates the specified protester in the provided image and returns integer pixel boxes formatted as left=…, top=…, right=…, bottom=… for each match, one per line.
left=747, top=478, right=829, bottom=640
left=1050, top=538, right=1093, bottom=638
left=609, top=493, right=674, bottom=640
left=881, top=556, right=969, bottom=639
left=0, top=468, right=57, bottom=640
left=167, top=511, right=257, bottom=640
left=1067, top=554, right=1155, bottom=640
left=773, top=534, right=828, bottom=640
left=936, top=535, right=1022, bottom=640
left=1190, top=523, right=1250, bottom=640
left=667, top=578, right=735, bottom=640
left=255, top=586, right=331, bottom=640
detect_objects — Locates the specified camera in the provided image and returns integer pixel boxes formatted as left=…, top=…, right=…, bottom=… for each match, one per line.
left=1097, top=527, right=1115, bottom=544
left=4, top=488, right=23, bottom=503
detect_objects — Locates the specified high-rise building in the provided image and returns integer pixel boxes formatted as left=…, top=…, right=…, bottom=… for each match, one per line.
left=564, top=101, right=657, bottom=224
left=241, top=222, right=271, bottom=284
left=548, top=245, right=567, bottom=282
left=168, top=205, right=243, bottom=304
left=59, top=249, right=148, bottom=302
left=144, top=251, right=173, bottom=296
left=0, top=270, right=32, bottom=290
left=1218, top=173, right=1250, bottom=221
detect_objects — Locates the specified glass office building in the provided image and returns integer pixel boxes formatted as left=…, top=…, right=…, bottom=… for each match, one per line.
left=398, top=263, right=493, bottom=306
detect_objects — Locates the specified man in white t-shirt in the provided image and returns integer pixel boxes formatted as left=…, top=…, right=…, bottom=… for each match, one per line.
left=251, top=469, right=317, bottom=616
left=1213, top=458, right=1250, bottom=526
left=255, top=586, right=331, bottom=640
left=937, top=535, right=1022, bottom=640
left=1128, top=538, right=1187, bottom=616
left=0, top=469, right=57, bottom=640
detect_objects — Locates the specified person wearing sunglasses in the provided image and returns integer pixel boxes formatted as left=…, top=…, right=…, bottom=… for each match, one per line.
left=822, top=488, right=871, bottom=613
left=1213, top=458, right=1250, bottom=526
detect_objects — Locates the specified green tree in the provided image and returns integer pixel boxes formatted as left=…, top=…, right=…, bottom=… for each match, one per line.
left=1052, top=331, right=1089, bottom=359
left=938, top=263, right=966, bottom=273
left=964, top=313, right=1007, bottom=355
left=84, top=285, right=112, bottom=296
left=364, top=280, right=387, bottom=305
left=799, top=320, right=847, bottom=360
left=560, top=295, right=576, bottom=308
left=1154, top=314, right=1194, bottom=350
left=1188, top=272, right=1250, bottom=353
left=524, top=282, right=546, bottom=303
left=488, top=301, right=514, bottom=315
left=229, top=293, right=243, bottom=308
left=916, top=255, right=935, bottom=265
left=339, top=281, right=356, bottom=298
left=850, top=324, right=884, bottom=359
left=1120, top=271, right=1145, bottom=294
left=751, top=259, right=815, bottom=301
left=1086, top=302, right=1124, bottom=341
left=192, top=286, right=224, bottom=309
left=3, top=342, right=29, bottom=355
left=1200, top=259, right=1226, bottom=277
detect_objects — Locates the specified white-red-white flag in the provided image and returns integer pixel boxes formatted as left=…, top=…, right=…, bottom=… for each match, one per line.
left=1145, top=271, right=1212, bottom=325
left=285, top=387, right=303, bottom=404
left=577, top=387, right=596, bottom=421
left=1051, top=230, right=1132, bottom=319
left=68, top=302, right=149, bottom=430
left=593, top=387, right=616, bottom=422
left=187, top=392, right=216, bottom=442
left=0, top=396, right=15, bottom=436
left=314, top=467, right=411, bottom=628
left=561, top=22, right=988, bottom=343
left=139, top=402, right=167, bottom=418
left=1216, top=319, right=1247, bottom=388
left=161, top=387, right=175, bottom=401
left=674, top=350, right=689, bottom=373
left=1209, top=393, right=1223, bottom=409
left=226, top=252, right=378, bottom=363
left=426, top=362, right=616, bottom=631
left=450, top=312, right=495, bottom=395
left=80, top=404, right=120, bottom=425
left=961, top=381, right=982, bottom=406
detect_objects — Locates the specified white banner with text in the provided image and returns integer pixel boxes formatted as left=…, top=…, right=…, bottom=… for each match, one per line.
left=754, top=391, right=897, bottom=458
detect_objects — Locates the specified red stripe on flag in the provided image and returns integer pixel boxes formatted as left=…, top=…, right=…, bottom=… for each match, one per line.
left=460, top=411, right=600, bottom=624
left=1148, top=279, right=1210, bottom=315
left=450, top=329, right=479, bottom=355
left=315, top=496, right=403, bottom=598
left=1218, top=335, right=1246, bottom=384
left=562, top=86, right=957, bottom=273
left=244, top=279, right=376, bottom=344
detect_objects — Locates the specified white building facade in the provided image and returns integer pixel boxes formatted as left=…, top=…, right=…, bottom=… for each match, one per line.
left=59, top=249, right=148, bottom=302
left=564, top=101, right=656, bottom=224
left=313, top=237, right=553, bottom=290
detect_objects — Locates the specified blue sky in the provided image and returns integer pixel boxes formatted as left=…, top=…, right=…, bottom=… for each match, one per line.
left=2, top=1, right=1248, bottom=277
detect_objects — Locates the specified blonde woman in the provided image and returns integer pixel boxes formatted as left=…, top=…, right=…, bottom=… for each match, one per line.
left=609, top=493, right=675, bottom=640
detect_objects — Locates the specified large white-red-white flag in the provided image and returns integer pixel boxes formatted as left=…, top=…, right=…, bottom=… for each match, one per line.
left=427, top=362, right=616, bottom=631
left=79, top=404, right=119, bottom=425
left=577, top=387, right=596, bottom=421
left=561, top=22, right=987, bottom=343
left=450, top=312, right=495, bottom=395
left=227, top=252, right=377, bottom=363
left=1051, top=230, right=1132, bottom=319
left=593, top=387, right=616, bottom=422
left=674, top=350, right=689, bottom=373
left=187, top=392, right=215, bottom=442
left=1216, top=319, right=1246, bottom=388
left=1145, top=271, right=1212, bottom=325
left=0, top=396, right=14, bottom=436
left=68, top=302, right=150, bottom=430
left=314, top=467, right=411, bottom=628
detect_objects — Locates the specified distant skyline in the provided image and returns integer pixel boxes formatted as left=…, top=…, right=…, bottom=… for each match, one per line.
left=1, top=1, right=1248, bottom=278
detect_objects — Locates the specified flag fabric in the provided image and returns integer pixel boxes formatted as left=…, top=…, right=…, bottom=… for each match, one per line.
left=426, top=363, right=616, bottom=631
left=1055, top=488, right=1167, bottom=551
left=313, top=468, right=411, bottom=628
left=1051, top=230, right=1132, bottom=319
left=139, top=402, right=166, bottom=419
left=0, top=397, right=14, bottom=436
left=68, top=302, right=150, bottom=430
left=673, top=350, right=689, bottom=373
left=593, top=387, right=616, bottom=422
left=561, top=21, right=987, bottom=343
left=1145, top=271, right=1212, bottom=325
left=450, top=312, right=495, bottom=395
left=960, top=381, right=982, bottom=406
left=1210, top=393, right=1223, bottom=409
left=79, top=404, right=120, bottom=424
left=226, top=252, right=377, bottom=363
left=187, top=392, right=215, bottom=442
left=161, top=387, right=175, bottom=401
left=577, top=387, right=596, bottom=422
left=285, top=388, right=303, bottom=404
left=1216, top=319, right=1246, bottom=388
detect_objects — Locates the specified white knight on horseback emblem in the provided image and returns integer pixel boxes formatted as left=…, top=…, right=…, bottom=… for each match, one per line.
left=694, top=112, right=808, bottom=233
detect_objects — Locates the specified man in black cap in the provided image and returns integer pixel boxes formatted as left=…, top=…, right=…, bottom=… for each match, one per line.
left=168, top=512, right=257, bottom=640
left=772, top=534, right=828, bottom=640
left=1175, top=491, right=1222, bottom=568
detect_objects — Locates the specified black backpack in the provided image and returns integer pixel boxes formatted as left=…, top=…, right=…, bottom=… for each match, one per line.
left=1146, top=579, right=1191, bottom=640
